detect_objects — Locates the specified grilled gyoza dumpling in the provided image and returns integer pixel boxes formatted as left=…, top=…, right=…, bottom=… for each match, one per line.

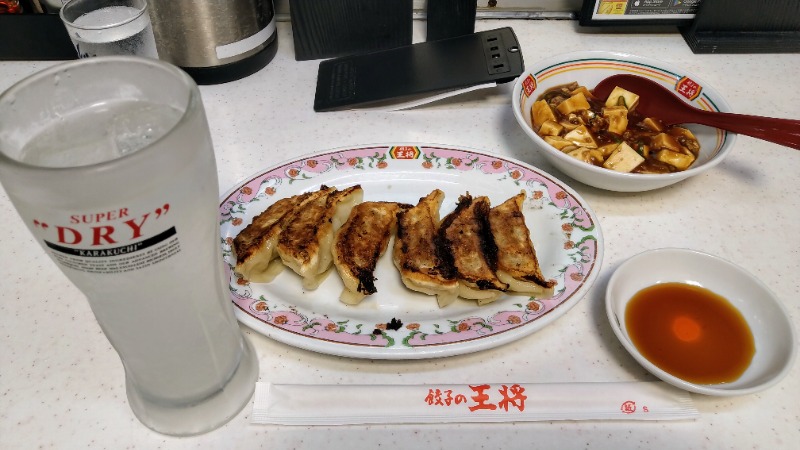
left=333, top=201, right=410, bottom=305
left=233, top=188, right=328, bottom=282
left=488, top=191, right=556, bottom=296
left=392, top=189, right=459, bottom=308
left=439, top=194, right=508, bottom=305
left=277, top=185, right=363, bottom=290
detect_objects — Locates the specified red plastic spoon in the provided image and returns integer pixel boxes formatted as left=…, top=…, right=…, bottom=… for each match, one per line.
left=592, top=74, right=800, bottom=150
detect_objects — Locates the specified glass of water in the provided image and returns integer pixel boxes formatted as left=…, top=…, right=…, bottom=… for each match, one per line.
left=0, top=57, right=258, bottom=436
left=60, top=0, right=159, bottom=59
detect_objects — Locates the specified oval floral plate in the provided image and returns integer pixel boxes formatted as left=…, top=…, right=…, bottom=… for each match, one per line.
left=219, top=144, right=604, bottom=359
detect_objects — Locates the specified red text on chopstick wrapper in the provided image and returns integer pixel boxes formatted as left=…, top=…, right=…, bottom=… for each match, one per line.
left=620, top=400, right=636, bottom=414
left=425, top=389, right=468, bottom=406
left=620, top=401, right=650, bottom=414
left=424, top=384, right=528, bottom=413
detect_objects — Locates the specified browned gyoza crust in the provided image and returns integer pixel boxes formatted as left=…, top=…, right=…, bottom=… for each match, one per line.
left=276, top=185, right=338, bottom=271
left=277, top=184, right=362, bottom=276
left=488, top=192, right=556, bottom=290
left=233, top=194, right=309, bottom=264
left=233, top=189, right=329, bottom=281
left=392, top=189, right=459, bottom=303
left=333, top=201, right=410, bottom=296
left=438, top=194, right=508, bottom=293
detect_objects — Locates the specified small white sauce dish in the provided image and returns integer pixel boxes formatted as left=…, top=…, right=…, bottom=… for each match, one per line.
left=606, top=248, right=797, bottom=396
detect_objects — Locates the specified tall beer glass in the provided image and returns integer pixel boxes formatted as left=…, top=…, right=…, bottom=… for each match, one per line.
left=0, top=57, right=258, bottom=436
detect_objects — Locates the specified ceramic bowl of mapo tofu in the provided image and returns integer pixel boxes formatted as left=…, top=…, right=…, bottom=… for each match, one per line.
left=512, top=51, right=736, bottom=192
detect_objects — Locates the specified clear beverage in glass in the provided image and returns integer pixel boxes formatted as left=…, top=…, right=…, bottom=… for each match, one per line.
left=60, top=0, right=159, bottom=58
left=0, top=56, right=258, bottom=436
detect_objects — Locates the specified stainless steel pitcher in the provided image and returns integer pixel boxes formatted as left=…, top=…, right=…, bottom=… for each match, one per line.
left=148, top=0, right=277, bottom=84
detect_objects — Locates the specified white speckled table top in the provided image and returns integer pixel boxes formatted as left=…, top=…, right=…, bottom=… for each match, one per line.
left=1, top=20, right=799, bottom=449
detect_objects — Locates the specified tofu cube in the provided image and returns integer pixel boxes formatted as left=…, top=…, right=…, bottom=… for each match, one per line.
left=670, top=127, right=701, bottom=154
left=599, top=142, right=621, bottom=158
left=604, top=86, right=640, bottom=110
left=655, top=149, right=695, bottom=170
left=538, top=120, right=564, bottom=137
left=670, top=126, right=698, bottom=142
left=564, top=125, right=598, bottom=148
left=558, top=118, right=582, bottom=131
left=570, top=86, right=594, bottom=99
left=567, top=147, right=604, bottom=165
left=602, top=106, right=629, bottom=135
left=641, top=117, right=665, bottom=132
left=544, top=136, right=578, bottom=152
left=531, top=100, right=557, bottom=131
left=650, top=132, right=682, bottom=152
left=602, top=142, right=644, bottom=172
left=556, top=92, right=591, bottom=115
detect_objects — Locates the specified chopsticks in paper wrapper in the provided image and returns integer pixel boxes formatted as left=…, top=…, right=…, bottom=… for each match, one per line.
left=252, top=381, right=698, bottom=425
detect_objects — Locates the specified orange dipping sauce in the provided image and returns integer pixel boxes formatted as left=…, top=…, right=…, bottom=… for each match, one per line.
left=625, top=282, right=755, bottom=384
